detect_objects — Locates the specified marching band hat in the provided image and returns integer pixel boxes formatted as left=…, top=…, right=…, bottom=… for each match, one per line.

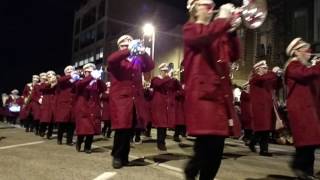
left=187, top=0, right=215, bottom=11
left=117, top=35, right=133, bottom=46
left=11, top=89, right=19, bottom=95
left=40, top=72, right=47, bottom=78
left=47, top=70, right=56, bottom=76
left=64, top=65, right=75, bottom=73
left=286, top=37, right=311, bottom=56
left=83, top=63, right=96, bottom=72
left=32, top=75, right=40, bottom=80
left=253, top=60, right=268, bottom=70
left=158, top=63, right=169, bottom=71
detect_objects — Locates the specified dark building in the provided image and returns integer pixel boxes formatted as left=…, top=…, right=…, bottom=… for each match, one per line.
left=71, top=0, right=187, bottom=80
left=72, top=0, right=320, bottom=83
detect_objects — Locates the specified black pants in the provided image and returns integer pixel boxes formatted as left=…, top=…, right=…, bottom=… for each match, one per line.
left=174, top=125, right=187, bottom=138
left=157, top=128, right=167, bottom=145
left=112, top=106, right=138, bottom=162
left=39, top=122, right=54, bottom=139
left=33, top=120, right=40, bottom=135
left=144, top=121, right=152, bottom=137
left=57, top=122, right=75, bottom=144
left=292, top=146, right=318, bottom=176
left=24, top=114, right=34, bottom=132
left=101, top=120, right=112, bottom=137
left=112, top=129, right=132, bottom=163
left=185, top=136, right=225, bottom=180
left=77, top=135, right=93, bottom=150
left=7, top=116, right=17, bottom=125
left=250, top=131, right=270, bottom=152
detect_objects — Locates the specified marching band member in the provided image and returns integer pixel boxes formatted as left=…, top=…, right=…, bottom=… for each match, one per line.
left=107, top=34, right=154, bottom=168
left=183, top=1, right=241, bottom=179
left=55, top=65, right=77, bottom=145
left=39, top=71, right=57, bottom=139
left=285, top=38, right=320, bottom=179
left=74, top=63, right=106, bottom=153
left=101, top=81, right=112, bottom=138
left=151, top=63, right=181, bottom=150
left=24, top=75, right=40, bottom=132
left=30, top=73, right=47, bottom=135
left=143, top=80, right=153, bottom=139
left=173, top=80, right=186, bottom=142
left=249, top=60, right=280, bottom=156
left=239, top=82, right=253, bottom=145
left=20, top=76, right=37, bottom=129
left=6, top=89, right=21, bottom=125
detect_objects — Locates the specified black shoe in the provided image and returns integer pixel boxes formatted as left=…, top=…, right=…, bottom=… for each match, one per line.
left=185, top=176, right=196, bottom=180
left=112, top=158, right=123, bottom=169
left=249, top=144, right=256, bottom=152
left=259, top=151, right=272, bottom=157
left=39, top=132, right=45, bottom=137
left=157, top=144, right=167, bottom=151
left=57, top=140, right=62, bottom=145
left=46, top=135, right=52, bottom=140
left=25, top=129, right=29, bottom=132
left=76, top=143, right=81, bottom=152
left=84, top=149, right=92, bottom=154
left=66, top=142, right=74, bottom=146
left=173, top=136, right=181, bottom=142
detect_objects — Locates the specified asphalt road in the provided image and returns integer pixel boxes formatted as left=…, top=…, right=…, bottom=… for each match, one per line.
left=0, top=122, right=319, bottom=180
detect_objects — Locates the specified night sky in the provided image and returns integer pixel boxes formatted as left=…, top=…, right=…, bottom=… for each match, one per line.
left=0, top=0, right=79, bottom=94
left=0, top=0, right=233, bottom=94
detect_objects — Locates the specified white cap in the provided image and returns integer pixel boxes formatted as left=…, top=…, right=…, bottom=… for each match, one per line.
left=286, top=37, right=310, bottom=56
left=187, top=0, right=215, bottom=11
left=32, top=75, right=40, bottom=80
left=83, top=63, right=96, bottom=72
left=253, top=60, right=268, bottom=70
left=47, top=70, right=56, bottom=76
left=39, top=72, right=47, bottom=78
left=64, top=65, right=75, bottom=74
left=11, top=89, right=19, bottom=95
left=158, top=63, right=169, bottom=71
left=117, top=35, right=133, bottom=46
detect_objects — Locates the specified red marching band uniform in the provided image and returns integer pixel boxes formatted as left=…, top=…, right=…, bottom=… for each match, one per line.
left=74, top=63, right=106, bottom=153
left=107, top=34, right=154, bottom=168
left=55, top=66, right=77, bottom=145
left=284, top=37, right=320, bottom=179
left=38, top=71, right=57, bottom=139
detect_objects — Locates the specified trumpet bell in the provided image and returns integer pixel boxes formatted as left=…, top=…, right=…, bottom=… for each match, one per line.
left=242, top=0, right=268, bottom=29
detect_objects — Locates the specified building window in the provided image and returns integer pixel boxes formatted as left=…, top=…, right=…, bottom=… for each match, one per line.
left=82, top=7, right=96, bottom=30
left=96, top=47, right=104, bottom=61
left=293, top=9, right=309, bottom=40
left=97, top=23, right=104, bottom=40
left=75, top=18, right=80, bottom=34
left=79, top=60, right=84, bottom=66
left=98, top=0, right=105, bottom=19
left=74, top=38, right=79, bottom=52
left=80, top=29, right=96, bottom=48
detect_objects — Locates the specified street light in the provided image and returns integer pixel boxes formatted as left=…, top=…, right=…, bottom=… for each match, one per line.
left=142, top=23, right=155, bottom=60
left=142, top=23, right=155, bottom=81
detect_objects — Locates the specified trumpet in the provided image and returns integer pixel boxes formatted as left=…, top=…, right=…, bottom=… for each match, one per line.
left=310, top=53, right=320, bottom=66
left=215, top=0, right=268, bottom=29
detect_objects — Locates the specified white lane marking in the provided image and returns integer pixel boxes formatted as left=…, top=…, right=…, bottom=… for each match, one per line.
left=0, top=141, right=45, bottom=150
left=93, top=172, right=117, bottom=180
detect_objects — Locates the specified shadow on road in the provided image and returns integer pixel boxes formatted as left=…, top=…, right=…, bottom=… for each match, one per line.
left=245, top=174, right=297, bottom=180
left=144, top=153, right=191, bottom=163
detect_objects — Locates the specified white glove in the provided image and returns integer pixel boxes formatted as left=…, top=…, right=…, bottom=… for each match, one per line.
left=128, top=39, right=141, bottom=51
left=91, top=70, right=101, bottom=80
left=70, top=71, right=80, bottom=83
left=38, top=98, right=43, bottom=104
left=216, top=3, right=235, bottom=19
left=272, top=66, right=283, bottom=76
